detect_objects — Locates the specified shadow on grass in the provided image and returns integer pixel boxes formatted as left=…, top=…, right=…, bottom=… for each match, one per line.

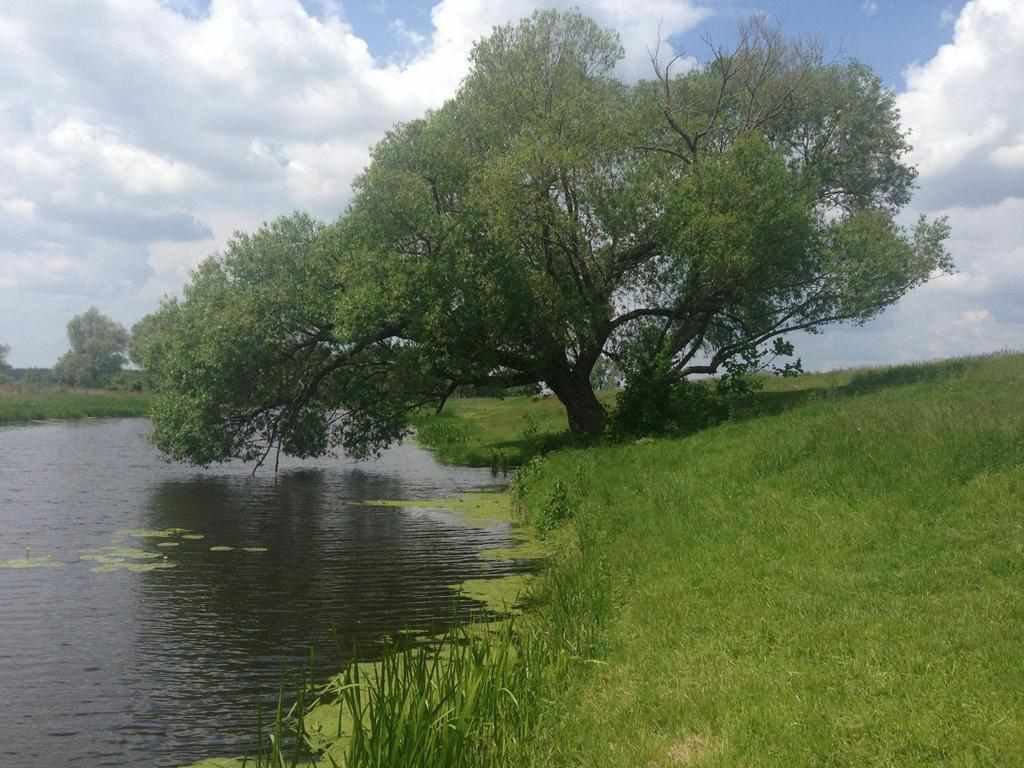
left=738, top=357, right=971, bottom=422
left=463, top=431, right=602, bottom=472
left=844, top=357, right=969, bottom=393
left=422, top=356, right=980, bottom=469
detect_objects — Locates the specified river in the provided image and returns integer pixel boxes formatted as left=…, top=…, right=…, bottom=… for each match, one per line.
left=0, top=418, right=529, bottom=767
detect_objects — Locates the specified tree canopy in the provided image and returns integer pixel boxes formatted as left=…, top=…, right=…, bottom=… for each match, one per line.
left=55, top=308, right=130, bottom=388
left=138, top=10, right=951, bottom=466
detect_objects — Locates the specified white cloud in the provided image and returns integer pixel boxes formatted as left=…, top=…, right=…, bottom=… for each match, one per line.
left=2, top=0, right=1022, bottom=370
left=0, top=198, right=35, bottom=219
left=990, top=135, right=1024, bottom=168
left=898, top=0, right=1024, bottom=184
left=894, top=2, right=1024, bottom=357
left=0, top=0, right=708, bottom=365
left=47, top=119, right=207, bottom=197
left=389, top=18, right=427, bottom=50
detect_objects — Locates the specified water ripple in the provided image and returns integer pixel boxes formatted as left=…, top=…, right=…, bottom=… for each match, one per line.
left=0, top=419, right=531, bottom=767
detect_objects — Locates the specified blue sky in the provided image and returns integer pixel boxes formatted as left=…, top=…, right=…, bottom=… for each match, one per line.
left=1, top=0, right=1021, bottom=370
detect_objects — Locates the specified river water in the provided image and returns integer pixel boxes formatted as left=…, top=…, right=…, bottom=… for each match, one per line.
left=0, top=419, right=529, bottom=768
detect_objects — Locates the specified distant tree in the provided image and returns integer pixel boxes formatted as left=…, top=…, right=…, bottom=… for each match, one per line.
left=54, top=308, right=130, bottom=388
left=0, top=343, right=12, bottom=381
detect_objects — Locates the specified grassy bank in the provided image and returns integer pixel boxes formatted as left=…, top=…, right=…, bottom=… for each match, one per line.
left=192, top=352, right=1024, bottom=766
left=0, top=385, right=151, bottom=423
left=509, top=352, right=1024, bottom=765
left=410, top=391, right=617, bottom=467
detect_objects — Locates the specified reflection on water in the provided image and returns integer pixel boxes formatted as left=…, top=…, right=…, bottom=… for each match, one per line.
left=0, top=419, right=529, bottom=768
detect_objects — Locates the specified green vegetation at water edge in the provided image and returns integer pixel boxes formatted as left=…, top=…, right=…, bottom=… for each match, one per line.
left=190, top=353, right=1024, bottom=767
left=360, top=492, right=547, bottom=607
left=410, top=392, right=615, bottom=468
left=0, top=386, right=151, bottom=424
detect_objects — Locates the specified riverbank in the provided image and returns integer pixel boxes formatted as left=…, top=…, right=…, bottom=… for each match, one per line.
left=190, top=352, right=1024, bottom=766
left=0, top=385, right=151, bottom=423
left=417, top=352, right=1024, bottom=765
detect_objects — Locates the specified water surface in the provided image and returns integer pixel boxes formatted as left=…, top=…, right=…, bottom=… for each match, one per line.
left=0, top=419, right=527, bottom=767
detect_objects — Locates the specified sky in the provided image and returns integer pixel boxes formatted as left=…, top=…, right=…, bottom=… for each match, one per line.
left=1, top=0, right=1021, bottom=370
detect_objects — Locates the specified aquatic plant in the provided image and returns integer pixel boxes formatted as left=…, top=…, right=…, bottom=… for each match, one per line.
left=0, top=554, right=64, bottom=569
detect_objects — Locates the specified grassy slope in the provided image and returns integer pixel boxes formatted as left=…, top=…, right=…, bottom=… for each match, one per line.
left=0, top=385, right=151, bottom=423
left=411, top=390, right=615, bottom=467
left=429, top=354, right=1024, bottom=766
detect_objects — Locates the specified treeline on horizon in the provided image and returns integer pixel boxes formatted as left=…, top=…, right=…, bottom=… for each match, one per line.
left=0, top=307, right=145, bottom=392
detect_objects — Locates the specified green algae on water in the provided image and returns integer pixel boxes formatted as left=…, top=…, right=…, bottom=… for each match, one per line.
left=209, top=545, right=235, bottom=552
left=80, top=546, right=161, bottom=562
left=0, top=555, right=64, bottom=569
left=115, top=527, right=180, bottom=539
left=156, top=542, right=180, bottom=548
left=80, top=545, right=173, bottom=573
left=453, top=573, right=533, bottom=612
left=360, top=491, right=515, bottom=526
left=181, top=533, right=205, bottom=540
left=90, top=560, right=177, bottom=573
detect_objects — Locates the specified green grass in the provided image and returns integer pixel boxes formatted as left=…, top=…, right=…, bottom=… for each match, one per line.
left=192, top=352, right=1024, bottom=766
left=509, top=352, right=1024, bottom=766
left=411, top=391, right=616, bottom=467
left=0, top=384, right=151, bottom=423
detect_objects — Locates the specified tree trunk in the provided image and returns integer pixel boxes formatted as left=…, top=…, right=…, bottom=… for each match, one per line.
left=550, top=372, right=606, bottom=436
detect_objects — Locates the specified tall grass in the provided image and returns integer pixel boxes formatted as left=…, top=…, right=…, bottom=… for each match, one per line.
left=0, top=385, right=151, bottom=423
left=510, top=352, right=1024, bottom=766
left=235, top=540, right=612, bottom=768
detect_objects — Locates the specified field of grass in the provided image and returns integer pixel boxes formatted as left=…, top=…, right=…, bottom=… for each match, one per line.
left=508, top=352, right=1024, bottom=766
left=0, top=385, right=151, bottom=423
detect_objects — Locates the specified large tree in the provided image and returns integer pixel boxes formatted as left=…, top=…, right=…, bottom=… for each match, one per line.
left=54, top=308, right=130, bottom=388
left=141, top=11, right=950, bottom=465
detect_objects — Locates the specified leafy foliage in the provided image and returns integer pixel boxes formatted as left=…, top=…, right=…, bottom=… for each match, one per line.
left=137, top=214, right=449, bottom=466
left=143, top=10, right=952, bottom=465
left=54, top=308, right=129, bottom=388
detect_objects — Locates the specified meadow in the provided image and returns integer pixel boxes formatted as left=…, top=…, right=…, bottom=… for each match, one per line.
left=0, top=385, right=151, bottom=423
left=506, top=352, right=1024, bottom=766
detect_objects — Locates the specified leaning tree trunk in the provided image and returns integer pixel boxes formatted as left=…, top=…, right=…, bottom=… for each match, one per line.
left=549, top=370, right=606, bottom=436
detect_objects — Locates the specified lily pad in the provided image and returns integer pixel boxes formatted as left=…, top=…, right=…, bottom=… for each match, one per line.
left=209, top=546, right=235, bottom=552
left=91, top=560, right=178, bottom=573
left=1, top=557, right=64, bottom=570
left=115, top=528, right=178, bottom=539
left=181, top=534, right=205, bottom=540
left=156, top=542, right=180, bottom=548
left=242, top=547, right=268, bottom=553
left=80, top=546, right=160, bottom=562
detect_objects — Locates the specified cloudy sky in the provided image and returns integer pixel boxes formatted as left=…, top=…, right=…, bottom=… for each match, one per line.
left=1, top=0, right=1021, bottom=369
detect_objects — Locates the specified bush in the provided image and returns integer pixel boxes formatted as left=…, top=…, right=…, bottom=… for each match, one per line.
left=610, top=363, right=759, bottom=438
